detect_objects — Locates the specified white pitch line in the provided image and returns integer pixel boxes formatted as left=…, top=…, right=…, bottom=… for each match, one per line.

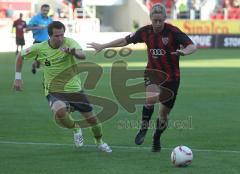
left=0, top=140, right=240, bottom=154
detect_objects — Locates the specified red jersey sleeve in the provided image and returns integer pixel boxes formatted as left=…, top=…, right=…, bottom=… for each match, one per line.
left=125, top=27, right=146, bottom=44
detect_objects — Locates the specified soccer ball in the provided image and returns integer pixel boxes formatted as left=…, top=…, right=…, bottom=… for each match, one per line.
left=171, top=145, right=193, bottom=167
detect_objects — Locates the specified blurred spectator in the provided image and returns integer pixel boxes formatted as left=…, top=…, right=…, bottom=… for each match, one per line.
left=6, top=5, right=14, bottom=18
left=210, top=0, right=240, bottom=19
left=12, top=13, right=27, bottom=55
left=64, top=0, right=82, bottom=11
left=73, top=0, right=82, bottom=9
left=190, top=0, right=201, bottom=19
left=26, top=4, right=53, bottom=74
left=233, top=0, right=240, bottom=7
left=57, top=8, right=67, bottom=18
left=0, top=5, right=7, bottom=18
left=27, top=4, right=52, bottom=43
left=176, top=0, right=189, bottom=19
left=222, top=0, right=233, bottom=9
left=222, top=0, right=240, bottom=19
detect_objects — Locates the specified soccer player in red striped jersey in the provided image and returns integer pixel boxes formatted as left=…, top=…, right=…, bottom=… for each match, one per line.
left=88, top=3, right=197, bottom=152
left=12, top=13, right=27, bottom=55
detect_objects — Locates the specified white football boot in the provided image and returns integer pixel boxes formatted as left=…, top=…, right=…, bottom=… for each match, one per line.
left=74, top=128, right=84, bottom=148
left=98, top=143, right=112, bottom=153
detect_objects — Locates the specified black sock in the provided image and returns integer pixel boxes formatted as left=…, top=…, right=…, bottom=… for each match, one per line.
left=140, top=105, right=154, bottom=130
left=154, top=118, right=168, bottom=139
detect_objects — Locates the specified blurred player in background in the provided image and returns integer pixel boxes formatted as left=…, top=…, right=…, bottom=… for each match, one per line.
left=88, top=3, right=197, bottom=152
left=12, top=13, right=27, bottom=55
left=27, top=4, right=53, bottom=74
left=13, top=21, right=112, bottom=153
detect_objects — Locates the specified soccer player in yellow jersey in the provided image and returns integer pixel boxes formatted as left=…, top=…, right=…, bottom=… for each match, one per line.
left=13, top=21, right=112, bottom=153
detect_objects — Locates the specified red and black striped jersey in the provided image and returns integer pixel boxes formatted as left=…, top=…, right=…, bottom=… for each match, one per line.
left=125, top=23, right=193, bottom=81
left=13, top=19, right=27, bottom=38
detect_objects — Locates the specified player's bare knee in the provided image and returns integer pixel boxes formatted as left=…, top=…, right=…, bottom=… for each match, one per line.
left=146, top=96, right=158, bottom=105
left=55, top=108, right=68, bottom=119
left=51, top=101, right=67, bottom=118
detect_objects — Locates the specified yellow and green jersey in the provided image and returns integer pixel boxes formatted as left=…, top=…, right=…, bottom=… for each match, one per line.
left=21, top=37, right=82, bottom=96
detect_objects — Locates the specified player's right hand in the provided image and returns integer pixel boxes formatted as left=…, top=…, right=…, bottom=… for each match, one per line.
left=31, top=60, right=40, bottom=74
left=87, top=42, right=104, bottom=54
left=13, top=79, right=23, bottom=91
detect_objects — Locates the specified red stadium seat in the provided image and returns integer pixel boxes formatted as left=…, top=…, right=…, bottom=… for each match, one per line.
left=210, top=14, right=217, bottom=19
left=216, top=13, right=224, bottom=19
left=237, top=8, right=240, bottom=19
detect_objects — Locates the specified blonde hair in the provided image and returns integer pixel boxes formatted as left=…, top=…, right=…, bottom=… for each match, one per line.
left=150, top=3, right=167, bottom=18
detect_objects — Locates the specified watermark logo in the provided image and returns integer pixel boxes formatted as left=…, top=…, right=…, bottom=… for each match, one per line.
left=104, top=47, right=132, bottom=59
left=117, top=116, right=193, bottom=130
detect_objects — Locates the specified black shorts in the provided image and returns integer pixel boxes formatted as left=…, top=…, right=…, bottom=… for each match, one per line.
left=46, top=91, right=93, bottom=113
left=144, top=71, right=180, bottom=109
left=16, top=37, right=25, bottom=46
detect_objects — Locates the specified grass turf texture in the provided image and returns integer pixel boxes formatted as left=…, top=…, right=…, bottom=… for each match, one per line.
left=0, top=48, right=240, bottom=174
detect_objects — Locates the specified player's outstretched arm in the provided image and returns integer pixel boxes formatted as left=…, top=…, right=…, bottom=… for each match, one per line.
left=13, top=53, right=24, bottom=91
left=87, top=38, right=128, bottom=54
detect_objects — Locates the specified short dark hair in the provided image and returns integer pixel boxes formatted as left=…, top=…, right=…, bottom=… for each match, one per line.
left=48, top=21, right=66, bottom=36
left=41, top=4, right=50, bottom=9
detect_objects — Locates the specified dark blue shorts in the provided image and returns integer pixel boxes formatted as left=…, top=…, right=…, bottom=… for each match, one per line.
left=46, top=91, right=93, bottom=113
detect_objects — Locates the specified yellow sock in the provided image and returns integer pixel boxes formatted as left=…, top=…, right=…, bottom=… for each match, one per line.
left=91, top=123, right=103, bottom=145
left=55, top=113, right=75, bottom=129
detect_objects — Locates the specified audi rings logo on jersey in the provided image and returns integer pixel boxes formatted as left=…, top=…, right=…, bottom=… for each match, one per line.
left=150, top=49, right=166, bottom=56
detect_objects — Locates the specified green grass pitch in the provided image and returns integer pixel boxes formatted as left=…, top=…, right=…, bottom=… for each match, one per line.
left=0, top=48, right=240, bottom=174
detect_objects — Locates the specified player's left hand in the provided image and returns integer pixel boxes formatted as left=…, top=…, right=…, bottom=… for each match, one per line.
left=171, top=49, right=185, bottom=56
left=61, top=48, right=76, bottom=55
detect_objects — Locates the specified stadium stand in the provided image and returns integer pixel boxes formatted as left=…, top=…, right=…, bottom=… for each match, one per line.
left=210, top=0, right=240, bottom=19
left=143, top=0, right=240, bottom=20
